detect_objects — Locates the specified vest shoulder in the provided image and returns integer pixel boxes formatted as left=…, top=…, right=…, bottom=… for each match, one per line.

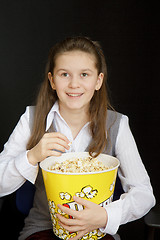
left=27, top=106, right=36, bottom=130
left=107, top=109, right=123, bottom=122
left=105, top=110, right=123, bottom=155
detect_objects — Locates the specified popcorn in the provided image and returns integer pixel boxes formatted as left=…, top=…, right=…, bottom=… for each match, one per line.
left=68, top=142, right=72, bottom=147
left=48, top=156, right=112, bottom=173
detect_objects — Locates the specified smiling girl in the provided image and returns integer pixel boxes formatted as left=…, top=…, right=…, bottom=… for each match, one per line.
left=0, top=36, right=155, bottom=240
left=47, top=50, right=103, bottom=140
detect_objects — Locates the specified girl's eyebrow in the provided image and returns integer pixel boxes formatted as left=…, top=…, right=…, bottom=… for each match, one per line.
left=81, top=68, right=93, bottom=72
left=56, top=68, right=93, bottom=73
left=56, top=68, right=68, bottom=72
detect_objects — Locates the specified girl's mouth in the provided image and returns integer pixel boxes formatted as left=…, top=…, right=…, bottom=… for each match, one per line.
left=67, top=93, right=83, bottom=97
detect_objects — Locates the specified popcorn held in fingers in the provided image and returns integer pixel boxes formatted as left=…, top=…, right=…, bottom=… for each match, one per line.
left=68, top=142, right=72, bottom=147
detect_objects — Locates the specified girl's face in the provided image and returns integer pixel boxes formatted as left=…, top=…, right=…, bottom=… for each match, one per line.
left=48, top=50, right=103, bottom=114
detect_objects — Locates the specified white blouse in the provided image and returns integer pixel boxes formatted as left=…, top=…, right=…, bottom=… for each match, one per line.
left=0, top=102, right=155, bottom=235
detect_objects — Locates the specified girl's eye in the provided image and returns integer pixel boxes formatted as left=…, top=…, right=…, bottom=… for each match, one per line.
left=81, top=73, right=88, bottom=77
left=62, top=73, right=69, bottom=77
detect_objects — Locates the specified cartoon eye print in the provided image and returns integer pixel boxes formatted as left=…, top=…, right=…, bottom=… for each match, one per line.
left=48, top=200, right=56, bottom=217
left=59, top=192, right=72, bottom=201
left=57, top=208, right=66, bottom=216
left=55, top=229, right=59, bottom=236
left=58, top=228, right=64, bottom=235
left=91, top=230, right=98, bottom=236
left=69, top=233, right=77, bottom=239
left=83, top=233, right=89, bottom=239
left=81, top=185, right=98, bottom=199
left=61, top=234, right=68, bottom=239
left=97, top=229, right=105, bottom=237
left=48, top=200, right=55, bottom=209
left=52, top=217, right=56, bottom=225
left=50, top=207, right=55, bottom=215
left=59, top=192, right=65, bottom=200
left=75, top=191, right=85, bottom=198
left=57, top=208, right=62, bottom=214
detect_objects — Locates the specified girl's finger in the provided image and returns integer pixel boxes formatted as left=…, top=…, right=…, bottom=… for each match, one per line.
left=45, top=132, right=70, bottom=143
left=73, top=195, right=95, bottom=208
left=56, top=213, right=79, bottom=226
left=57, top=204, right=80, bottom=219
left=46, top=137, right=71, bottom=151
left=47, top=142, right=66, bottom=152
left=48, top=150, right=62, bottom=157
left=58, top=221, right=85, bottom=232
left=48, top=140, right=70, bottom=151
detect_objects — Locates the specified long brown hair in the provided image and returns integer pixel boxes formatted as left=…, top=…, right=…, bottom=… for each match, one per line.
left=27, top=36, right=113, bottom=157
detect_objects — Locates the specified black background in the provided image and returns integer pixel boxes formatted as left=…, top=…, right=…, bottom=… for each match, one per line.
left=0, top=0, right=159, bottom=239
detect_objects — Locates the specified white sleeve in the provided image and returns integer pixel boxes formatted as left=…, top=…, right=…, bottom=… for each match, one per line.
left=0, top=107, right=38, bottom=197
left=100, top=115, right=155, bottom=235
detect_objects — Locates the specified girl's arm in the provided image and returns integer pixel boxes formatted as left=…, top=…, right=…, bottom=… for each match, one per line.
left=100, top=115, right=156, bottom=235
left=0, top=107, right=38, bottom=197
left=0, top=107, right=71, bottom=197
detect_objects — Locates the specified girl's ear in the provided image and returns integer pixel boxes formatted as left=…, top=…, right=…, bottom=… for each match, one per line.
left=48, top=72, right=56, bottom=90
left=95, top=73, right=104, bottom=91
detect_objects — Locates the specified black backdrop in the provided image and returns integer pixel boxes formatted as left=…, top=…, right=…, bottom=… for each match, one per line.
left=0, top=1, right=160, bottom=239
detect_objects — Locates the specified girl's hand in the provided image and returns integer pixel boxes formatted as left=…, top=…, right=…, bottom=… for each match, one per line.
left=57, top=196, right=108, bottom=240
left=27, top=132, right=70, bottom=165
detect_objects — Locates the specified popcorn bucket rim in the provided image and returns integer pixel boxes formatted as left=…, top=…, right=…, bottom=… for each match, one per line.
left=40, top=152, right=120, bottom=175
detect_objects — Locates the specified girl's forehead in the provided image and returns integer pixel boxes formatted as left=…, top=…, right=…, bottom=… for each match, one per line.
left=54, top=50, right=97, bottom=68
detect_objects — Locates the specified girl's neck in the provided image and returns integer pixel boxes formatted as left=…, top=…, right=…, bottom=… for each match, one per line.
left=59, top=105, right=90, bottom=139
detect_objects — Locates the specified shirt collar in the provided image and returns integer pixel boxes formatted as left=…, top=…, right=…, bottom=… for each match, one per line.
left=45, top=101, right=60, bottom=131
left=45, top=100, right=90, bottom=132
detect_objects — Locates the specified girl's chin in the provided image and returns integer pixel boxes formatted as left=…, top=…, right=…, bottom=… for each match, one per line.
left=62, top=102, right=89, bottom=111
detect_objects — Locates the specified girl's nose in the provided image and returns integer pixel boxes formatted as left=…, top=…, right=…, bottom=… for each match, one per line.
left=68, top=76, right=80, bottom=88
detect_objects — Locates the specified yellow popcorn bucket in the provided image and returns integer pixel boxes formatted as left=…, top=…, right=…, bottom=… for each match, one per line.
left=40, top=152, right=120, bottom=240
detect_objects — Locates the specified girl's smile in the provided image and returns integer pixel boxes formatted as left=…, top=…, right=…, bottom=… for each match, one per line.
left=66, top=92, right=84, bottom=98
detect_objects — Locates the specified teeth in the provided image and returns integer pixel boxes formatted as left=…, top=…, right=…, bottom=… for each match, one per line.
left=68, top=93, right=82, bottom=97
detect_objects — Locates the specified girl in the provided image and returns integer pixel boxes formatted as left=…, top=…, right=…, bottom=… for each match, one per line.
left=0, top=36, right=155, bottom=240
